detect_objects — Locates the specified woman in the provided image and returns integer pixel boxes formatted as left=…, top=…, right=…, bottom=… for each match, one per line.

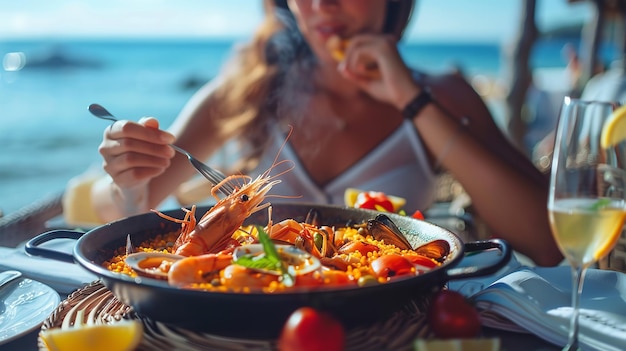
left=86, top=0, right=561, bottom=266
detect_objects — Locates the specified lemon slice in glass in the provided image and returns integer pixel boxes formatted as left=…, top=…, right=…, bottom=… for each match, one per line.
left=414, top=338, right=501, bottom=351
left=600, top=104, right=626, bottom=149
left=40, top=320, right=143, bottom=351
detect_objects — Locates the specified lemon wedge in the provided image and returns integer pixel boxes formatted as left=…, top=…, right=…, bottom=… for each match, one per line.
left=344, top=188, right=406, bottom=212
left=344, top=187, right=361, bottom=208
left=414, top=338, right=501, bottom=351
left=600, top=104, right=626, bottom=148
left=40, top=320, right=143, bottom=351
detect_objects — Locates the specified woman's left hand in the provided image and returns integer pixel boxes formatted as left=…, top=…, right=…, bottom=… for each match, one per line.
left=337, top=34, right=419, bottom=110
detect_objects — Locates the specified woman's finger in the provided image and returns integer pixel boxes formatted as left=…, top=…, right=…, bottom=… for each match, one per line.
left=106, top=119, right=175, bottom=145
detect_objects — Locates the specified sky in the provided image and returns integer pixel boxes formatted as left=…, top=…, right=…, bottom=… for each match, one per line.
left=0, top=0, right=593, bottom=43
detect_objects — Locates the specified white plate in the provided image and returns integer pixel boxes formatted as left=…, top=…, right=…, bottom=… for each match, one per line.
left=0, top=277, right=60, bottom=345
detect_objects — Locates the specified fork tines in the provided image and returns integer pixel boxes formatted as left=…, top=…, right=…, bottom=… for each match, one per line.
left=194, top=162, right=236, bottom=195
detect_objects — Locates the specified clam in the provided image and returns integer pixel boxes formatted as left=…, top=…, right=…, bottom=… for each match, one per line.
left=233, top=244, right=321, bottom=276
left=125, top=252, right=185, bottom=279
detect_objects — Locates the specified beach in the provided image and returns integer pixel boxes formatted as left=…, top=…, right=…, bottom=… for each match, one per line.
left=0, top=37, right=595, bottom=216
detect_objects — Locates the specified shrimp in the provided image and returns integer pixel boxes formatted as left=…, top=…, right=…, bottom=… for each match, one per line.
left=171, top=128, right=295, bottom=257
left=267, top=219, right=338, bottom=258
left=168, top=251, right=233, bottom=287
left=220, top=264, right=279, bottom=291
left=153, top=205, right=197, bottom=251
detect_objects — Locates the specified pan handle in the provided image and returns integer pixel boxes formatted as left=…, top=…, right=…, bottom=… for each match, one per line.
left=25, top=230, right=84, bottom=264
left=444, top=238, right=512, bottom=280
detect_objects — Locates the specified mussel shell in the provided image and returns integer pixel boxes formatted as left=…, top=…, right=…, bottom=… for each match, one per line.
left=414, top=239, right=450, bottom=262
left=233, top=244, right=321, bottom=276
left=304, top=208, right=321, bottom=226
left=125, top=252, right=185, bottom=279
left=366, top=214, right=413, bottom=250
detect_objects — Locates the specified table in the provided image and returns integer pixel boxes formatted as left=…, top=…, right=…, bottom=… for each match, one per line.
left=0, top=325, right=560, bottom=351
left=0, top=204, right=562, bottom=351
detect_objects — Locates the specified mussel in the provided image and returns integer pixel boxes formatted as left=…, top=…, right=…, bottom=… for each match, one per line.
left=366, top=214, right=413, bottom=250
left=414, top=239, right=450, bottom=263
left=366, top=214, right=450, bottom=262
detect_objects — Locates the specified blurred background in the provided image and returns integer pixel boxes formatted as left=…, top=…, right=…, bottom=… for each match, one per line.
left=0, top=0, right=622, bottom=217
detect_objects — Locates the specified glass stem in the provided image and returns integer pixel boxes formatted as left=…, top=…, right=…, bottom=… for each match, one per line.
left=565, top=265, right=586, bottom=351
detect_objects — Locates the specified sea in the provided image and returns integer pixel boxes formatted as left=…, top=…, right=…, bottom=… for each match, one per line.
left=0, top=37, right=618, bottom=216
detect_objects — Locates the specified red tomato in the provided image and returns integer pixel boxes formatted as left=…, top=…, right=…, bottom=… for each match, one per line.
left=370, top=254, right=414, bottom=279
left=428, top=290, right=482, bottom=338
left=411, top=210, right=425, bottom=220
left=321, top=270, right=356, bottom=287
left=354, top=191, right=394, bottom=212
left=404, top=254, right=439, bottom=269
left=278, top=307, right=346, bottom=351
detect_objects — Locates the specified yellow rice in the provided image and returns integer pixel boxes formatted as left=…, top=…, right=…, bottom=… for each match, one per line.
left=103, top=224, right=437, bottom=292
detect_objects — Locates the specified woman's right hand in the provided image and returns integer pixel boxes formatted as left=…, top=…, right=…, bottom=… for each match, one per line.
left=98, top=117, right=176, bottom=189
left=336, top=34, right=419, bottom=111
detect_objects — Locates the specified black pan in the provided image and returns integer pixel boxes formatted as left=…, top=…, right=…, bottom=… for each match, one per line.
left=27, top=203, right=510, bottom=338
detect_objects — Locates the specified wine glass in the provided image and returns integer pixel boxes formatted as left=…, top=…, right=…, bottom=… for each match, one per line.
left=548, top=97, right=626, bottom=350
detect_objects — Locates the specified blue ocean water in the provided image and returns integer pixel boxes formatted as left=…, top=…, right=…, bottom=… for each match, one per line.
left=0, top=37, right=609, bottom=215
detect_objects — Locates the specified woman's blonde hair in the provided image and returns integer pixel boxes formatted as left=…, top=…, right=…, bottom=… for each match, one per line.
left=212, top=0, right=415, bottom=172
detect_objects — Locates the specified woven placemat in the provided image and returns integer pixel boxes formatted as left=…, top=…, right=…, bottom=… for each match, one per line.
left=38, top=280, right=432, bottom=351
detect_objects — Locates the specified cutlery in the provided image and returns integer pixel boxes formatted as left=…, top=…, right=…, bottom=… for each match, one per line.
left=88, top=103, right=235, bottom=195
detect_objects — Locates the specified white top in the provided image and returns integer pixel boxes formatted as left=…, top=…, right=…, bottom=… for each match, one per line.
left=250, top=119, right=437, bottom=212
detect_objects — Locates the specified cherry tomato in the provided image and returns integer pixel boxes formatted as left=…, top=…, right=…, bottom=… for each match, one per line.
left=354, top=191, right=394, bottom=212
left=370, top=254, right=414, bottom=279
left=428, top=290, right=482, bottom=338
left=278, top=307, right=345, bottom=351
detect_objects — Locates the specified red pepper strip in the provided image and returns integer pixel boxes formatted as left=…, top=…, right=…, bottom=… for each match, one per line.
left=411, top=210, right=425, bottom=220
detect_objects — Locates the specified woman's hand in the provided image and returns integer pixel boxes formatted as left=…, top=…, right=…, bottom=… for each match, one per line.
left=98, top=117, right=176, bottom=190
left=336, top=34, right=419, bottom=110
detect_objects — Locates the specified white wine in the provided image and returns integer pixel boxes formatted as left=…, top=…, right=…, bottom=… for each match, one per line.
left=548, top=198, right=626, bottom=268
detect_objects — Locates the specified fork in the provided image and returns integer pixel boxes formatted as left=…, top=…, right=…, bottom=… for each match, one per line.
left=88, top=103, right=235, bottom=195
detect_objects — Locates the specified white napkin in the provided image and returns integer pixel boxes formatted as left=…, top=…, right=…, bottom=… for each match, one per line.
left=459, top=266, right=626, bottom=351
left=0, top=240, right=98, bottom=295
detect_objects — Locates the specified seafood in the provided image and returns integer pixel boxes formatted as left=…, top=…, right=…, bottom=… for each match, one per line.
left=125, top=252, right=184, bottom=279
left=267, top=219, right=337, bottom=258
left=166, top=243, right=323, bottom=290
left=106, top=213, right=450, bottom=292
left=153, top=205, right=197, bottom=253
left=154, top=131, right=294, bottom=257
left=173, top=172, right=281, bottom=256
left=365, top=214, right=451, bottom=262
left=168, top=251, right=233, bottom=287
left=414, top=239, right=450, bottom=263
left=366, top=214, right=413, bottom=250
left=221, top=264, right=279, bottom=291
left=233, top=244, right=321, bottom=276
